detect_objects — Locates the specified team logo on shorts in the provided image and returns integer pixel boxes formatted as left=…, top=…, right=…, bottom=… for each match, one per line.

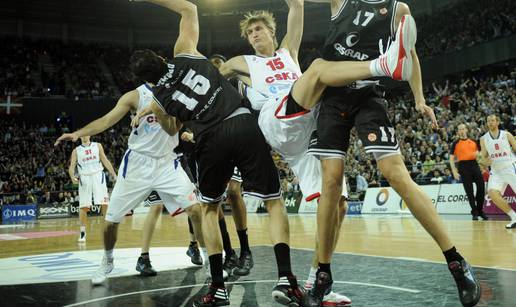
left=380, top=8, right=388, bottom=15
left=368, top=133, right=377, bottom=142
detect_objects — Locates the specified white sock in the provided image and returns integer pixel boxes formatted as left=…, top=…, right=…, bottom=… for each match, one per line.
left=369, top=58, right=385, bottom=77
left=105, top=249, right=114, bottom=259
left=308, top=266, right=317, bottom=281
left=80, top=226, right=86, bottom=233
left=201, top=248, right=208, bottom=263
left=508, top=210, right=516, bottom=221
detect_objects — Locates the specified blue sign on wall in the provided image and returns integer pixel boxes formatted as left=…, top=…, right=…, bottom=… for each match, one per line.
left=2, top=204, right=38, bottom=222
left=347, top=201, right=363, bottom=215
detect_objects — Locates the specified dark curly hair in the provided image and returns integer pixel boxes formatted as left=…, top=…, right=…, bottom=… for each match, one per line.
left=129, top=49, right=167, bottom=84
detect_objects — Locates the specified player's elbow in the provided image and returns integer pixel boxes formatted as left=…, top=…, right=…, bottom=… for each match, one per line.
left=180, top=2, right=197, bottom=17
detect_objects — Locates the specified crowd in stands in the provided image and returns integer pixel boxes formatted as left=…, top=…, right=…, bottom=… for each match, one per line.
left=0, top=119, right=130, bottom=205
left=1, top=0, right=514, bottom=100
left=417, top=0, right=516, bottom=58
left=2, top=63, right=513, bottom=203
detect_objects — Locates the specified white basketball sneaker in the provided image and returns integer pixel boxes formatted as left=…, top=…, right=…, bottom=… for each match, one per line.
left=370, top=14, right=417, bottom=81
left=505, top=220, right=516, bottom=229
left=91, top=256, right=114, bottom=285
left=322, top=291, right=352, bottom=307
left=77, top=232, right=86, bottom=243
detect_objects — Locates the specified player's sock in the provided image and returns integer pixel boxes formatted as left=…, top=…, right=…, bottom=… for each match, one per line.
left=508, top=210, right=516, bottom=221
left=317, top=262, right=332, bottom=280
left=443, top=246, right=464, bottom=264
left=105, top=249, right=114, bottom=259
left=209, top=254, right=225, bottom=287
left=237, top=228, right=251, bottom=255
left=219, top=218, right=233, bottom=256
left=80, top=226, right=86, bottom=234
left=273, top=243, right=292, bottom=277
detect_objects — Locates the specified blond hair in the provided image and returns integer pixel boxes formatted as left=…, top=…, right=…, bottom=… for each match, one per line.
left=240, top=10, right=278, bottom=48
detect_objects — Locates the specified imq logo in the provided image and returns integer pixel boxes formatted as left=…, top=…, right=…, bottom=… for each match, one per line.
left=3, top=208, right=36, bottom=218
left=375, top=188, right=390, bottom=206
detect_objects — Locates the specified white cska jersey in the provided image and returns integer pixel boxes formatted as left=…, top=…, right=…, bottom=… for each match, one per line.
left=76, top=142, right=103, bottom=175
left=128, top=84, right=179, bottom=159
left=482, top=130, right=516, bottom=171
left=244, top=48, right=301, bottom=101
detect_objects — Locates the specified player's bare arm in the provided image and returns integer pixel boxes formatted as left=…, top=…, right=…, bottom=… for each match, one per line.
left=150, top=100, right=181, bottom=136
left=68, top=149, right=79, bottom=184
left=131, top=105, right=153, bottom=128
left=134, top=0, right=201, bottom=57
left=449, top=154, right=460, bottom=180
left=280, top=0, right=304, bottom=65
left=395, top=2, right=437, bottom=128
left=219, top=56, right=250, bottom=81
left=54, top=90, right=138, bottom=145
left=98, top=144, right=117, bottom=179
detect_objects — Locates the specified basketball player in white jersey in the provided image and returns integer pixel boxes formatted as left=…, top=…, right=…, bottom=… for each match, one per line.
left=480, top=115, right=516, bottom=229
left=68, top=136, right=116, bottom=242
left=55, top=65, right=205, bottom=285
left=219, top=1, right=415, bottom=304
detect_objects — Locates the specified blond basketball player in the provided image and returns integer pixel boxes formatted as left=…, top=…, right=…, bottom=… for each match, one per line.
left=68, top=136, right=116, bottom=242
left=219, top=1, right=414, bottom=304
left=480, top=115, right=516, bottom=229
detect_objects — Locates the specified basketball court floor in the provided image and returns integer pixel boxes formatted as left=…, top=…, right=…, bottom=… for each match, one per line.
left=1, top=213, right=515, bottom=306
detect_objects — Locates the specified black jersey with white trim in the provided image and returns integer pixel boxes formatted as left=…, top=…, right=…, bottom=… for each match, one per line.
left=322, top=0, right=397, bottom=62
left=152, top=54, right=245, bottom=138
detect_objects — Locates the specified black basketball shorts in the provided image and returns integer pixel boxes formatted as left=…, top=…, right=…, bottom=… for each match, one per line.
left=308, top=85, right=400, bottom=159
left=195, top=113, right=281, bottom=204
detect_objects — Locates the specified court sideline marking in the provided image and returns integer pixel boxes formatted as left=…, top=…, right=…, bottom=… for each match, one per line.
left=64, top=279, right=421, bottom=306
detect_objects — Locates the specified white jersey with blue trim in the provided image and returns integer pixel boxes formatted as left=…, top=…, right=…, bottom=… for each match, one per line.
left=244, top=48, right=301, bottom=102
left=128, top=84, right=179, bottom=159
left=482, top=130, right=516, bottom=171
left=76, top=142, right=103, bottom=175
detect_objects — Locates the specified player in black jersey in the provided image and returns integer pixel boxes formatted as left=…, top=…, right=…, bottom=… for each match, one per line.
left=129, top=0, right=305, bottom=306
left=304, top=1, right=480, bottom=307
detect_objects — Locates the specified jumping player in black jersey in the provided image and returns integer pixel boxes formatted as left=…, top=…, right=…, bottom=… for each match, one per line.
left=304, top=1, right=481, bottom=306
left=128, top=0, right=306, bottom=306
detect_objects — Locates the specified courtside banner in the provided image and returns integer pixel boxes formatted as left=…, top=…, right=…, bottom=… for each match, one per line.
left=433, top=184, right=476, bottom=214
left=2, top=204, right=38, bottom=222
left=483, top=185, right=516, bottom=214
left=362, top=187, right=402, bottom=214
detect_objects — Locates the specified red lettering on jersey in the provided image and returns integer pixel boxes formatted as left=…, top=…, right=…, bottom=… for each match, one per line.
left=264, top=72, right=299, bottom=84
left=266, top=58, right=285, bottom=71
left=494, top=143, right=499, bottom=150
left=146, top=115, right=158, bottom=123
left=85, top=149, right=92, bottom=155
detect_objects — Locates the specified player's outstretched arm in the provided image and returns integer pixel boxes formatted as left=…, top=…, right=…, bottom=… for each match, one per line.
left=54, top=91, right=137, bottom=145
left=68, top=149, right=79, bottom=184
left=98, top=144, right=118, bottom=179
left=280, top=0, right=304, bottom=64
left=150, top=100, right=182, bottom=136
left=131, top=0, right=200, bottom=56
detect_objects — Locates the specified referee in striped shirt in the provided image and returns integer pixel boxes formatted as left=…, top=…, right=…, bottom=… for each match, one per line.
left=449, top=124, right=488, bottom=220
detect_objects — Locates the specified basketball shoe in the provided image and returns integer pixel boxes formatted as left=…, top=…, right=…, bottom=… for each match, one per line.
left=272, top=275, right=306, bottom=306
left=303, top=271, right=333, bottom=307
left=370, top=14, right=417, bottom=81
left=193, top=284, right=230, bottom=307
left=305, top=277, right=352, bottom=307
left=448, top=259, right=481, bottom=307
left=186, top=243, right=203, bottom=265
left=233, top=251, right=253, bottom=276
left=91, top=256, right=113, bottom=285
left=136, top=256, right=157, bottom=277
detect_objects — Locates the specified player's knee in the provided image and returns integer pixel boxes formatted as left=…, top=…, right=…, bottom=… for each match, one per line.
left=186, top=205, right=202, bottom=223
left=226, top=184, right=241, bottom=202
left=339, top=198, right=348, bottom=216
left=305, top=59, right=324, bottom=81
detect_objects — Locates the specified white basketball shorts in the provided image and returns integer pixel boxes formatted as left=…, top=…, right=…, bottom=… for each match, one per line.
left=106, top=150, right=197, bottom=223
left=79, top=171, right=108, bottom=208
